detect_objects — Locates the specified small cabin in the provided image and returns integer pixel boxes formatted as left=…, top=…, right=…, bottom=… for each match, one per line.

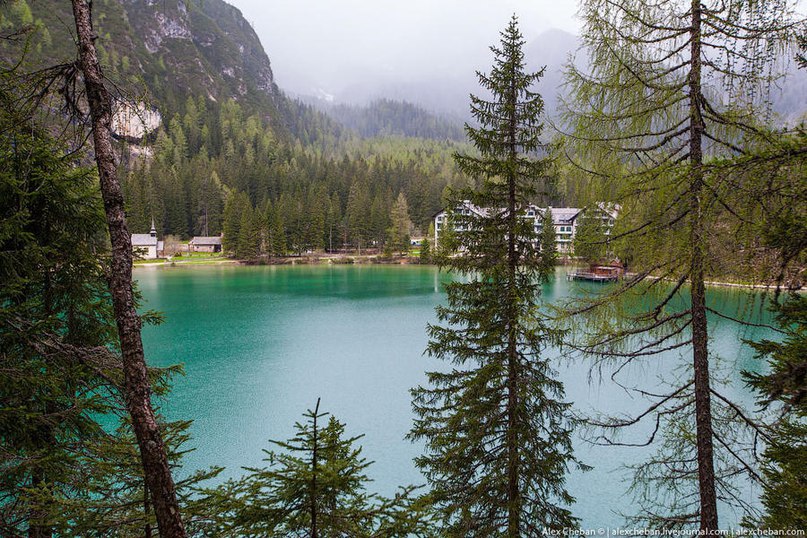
left=188, top=236, right=223, bottom=253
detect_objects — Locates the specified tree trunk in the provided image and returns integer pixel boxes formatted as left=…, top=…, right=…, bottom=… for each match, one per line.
left=27, top=468, right=52, bottom=538
left=70, top=2, right=186, bottom=537
left=688, top=0, right=718, bottom=530
left=144, top=479, right=153, bottom=538
left=311, top=398, right=320, bottom=538
left=506, top=72, right=521, bottom=537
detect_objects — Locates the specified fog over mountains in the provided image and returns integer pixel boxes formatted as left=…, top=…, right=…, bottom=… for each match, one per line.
left=285, top=27, right=805, bottom=126
left=289, top=28, right=579, bottom=121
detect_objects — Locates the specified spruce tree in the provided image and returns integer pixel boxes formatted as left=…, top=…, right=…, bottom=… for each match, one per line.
left=571, top=211, right=606, bottom=264
left=387, top=192, right=413, bottom=256
left=0, top=75, right=216, bottom=537
left=539, top=208, right=557, bottom=271
left=222, top=192, right=249, bottom=256
left=420, top=223, right=435, bottom=264
left=744, top=295, right=807, bottom=529
left=206, top=400, right=434, bottom=537
left=0, top=85, right=116, bottom=537
left=236, top=203, right=259, bottom=260
left=410, top=16, right=580, bottom=536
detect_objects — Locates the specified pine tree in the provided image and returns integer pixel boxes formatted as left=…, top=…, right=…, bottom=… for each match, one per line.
left=206, top=400, right=435, bottom=537
left=744, top=296, right=807, bottom=530
left=387, top=192, right=413, bottom=256
left=409, top=17, right=580, bottom=536
left=539, top=208, right=557, bottom=271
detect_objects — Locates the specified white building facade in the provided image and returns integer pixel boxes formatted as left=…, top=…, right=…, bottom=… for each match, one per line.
left=131, top=220, right=164, bottom=259
left=433, top=202, right=617, bottom=255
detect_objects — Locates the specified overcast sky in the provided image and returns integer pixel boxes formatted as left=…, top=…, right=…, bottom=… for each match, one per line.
left=226, top=0, right=581, bottom=96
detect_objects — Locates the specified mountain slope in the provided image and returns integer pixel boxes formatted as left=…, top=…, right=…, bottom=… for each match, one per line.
left=315, top=98, right=465, bottom=141
left=1, top=0, right=281, bottom=128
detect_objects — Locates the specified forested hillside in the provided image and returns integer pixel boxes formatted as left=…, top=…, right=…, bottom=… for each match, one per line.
left=6, top=0, right=801, bottom=263
left=316, top=98, right=466, bottom=141
left=1, top=0, right=480, bottom=255
left=120, top=96, right=469, bottom=253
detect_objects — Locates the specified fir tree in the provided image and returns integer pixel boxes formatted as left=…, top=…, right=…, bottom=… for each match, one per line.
left=539, top=208, right=557, bottom=271
left=387, top=192, right=413, bottom=256
left=410, top=16, right=580, bottom=536
left=205, top=400, right=435, bottom=537
left=744, top=295, right=807, bottom=530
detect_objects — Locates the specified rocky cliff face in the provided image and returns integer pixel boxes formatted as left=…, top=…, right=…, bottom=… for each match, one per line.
left=2, top=0, right=280, bottom=138
left=116, top=0, right=278, bottom=102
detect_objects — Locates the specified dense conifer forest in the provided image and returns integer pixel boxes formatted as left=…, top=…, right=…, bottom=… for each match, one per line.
left=120, top=95, right=473, bottom=253
left=1, top=0, right=805, bottom=536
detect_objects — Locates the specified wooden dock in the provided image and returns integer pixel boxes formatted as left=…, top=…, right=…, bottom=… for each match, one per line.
left=568, top=271, right=620, bottom=282
left=568, top=265, right=623, bottom=282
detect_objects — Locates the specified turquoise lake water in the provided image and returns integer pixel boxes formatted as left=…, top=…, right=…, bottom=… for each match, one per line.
left=135, top=264, right=775, bottom=530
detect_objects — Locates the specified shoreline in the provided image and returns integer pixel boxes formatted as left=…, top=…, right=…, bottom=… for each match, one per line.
left=133, top=257, right=802, bottom=292
left=633, top=272, right=803, bottom=293
left=133, top=253, right=423, bottom=268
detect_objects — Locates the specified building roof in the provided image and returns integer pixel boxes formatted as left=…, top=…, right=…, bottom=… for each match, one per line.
left=131, top=234, right=158, bottom=247
left=189, top=236, right=222, bottom=245
left=435, top=204, right=609, bottom=226
left=434, top=201, right=489, bottom=219
left=595, top=202, right=621, bottom=219
left=549, top=207, right=581, bottom=225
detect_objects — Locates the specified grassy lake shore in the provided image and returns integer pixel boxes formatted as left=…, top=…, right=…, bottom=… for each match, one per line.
left=133, top=254, right=802, bottom=292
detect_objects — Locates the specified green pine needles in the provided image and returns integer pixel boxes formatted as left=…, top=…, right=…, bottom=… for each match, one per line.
left=206, top=399, right=435, bottom=537
left=409, top=16, right=582, bottom=537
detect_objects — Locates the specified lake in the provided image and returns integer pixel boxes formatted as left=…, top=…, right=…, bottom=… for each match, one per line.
left=135, top=264, right=775, bottom=530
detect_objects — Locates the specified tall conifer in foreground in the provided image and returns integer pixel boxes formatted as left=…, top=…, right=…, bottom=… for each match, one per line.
left=562, top=0, right=800, bottom=529
left=410, top=16, right=580, bottom=536
left=70, top=2, right=186, bottom=535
